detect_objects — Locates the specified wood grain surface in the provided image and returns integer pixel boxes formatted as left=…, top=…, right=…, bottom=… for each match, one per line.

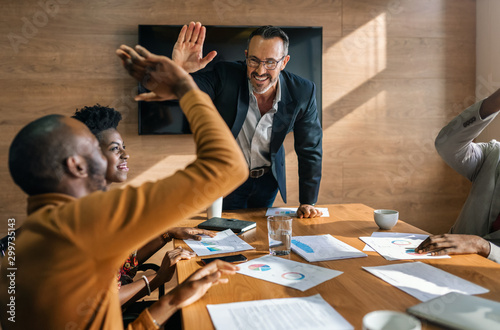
left=175, top=204, right=500, bottom=330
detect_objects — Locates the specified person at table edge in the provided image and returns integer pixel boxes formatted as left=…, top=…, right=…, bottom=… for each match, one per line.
left=0, top=45, right=247, bottom=329
left=417, top=88, right=500, bottom=263
left=140, top=22, right=323, bottom=218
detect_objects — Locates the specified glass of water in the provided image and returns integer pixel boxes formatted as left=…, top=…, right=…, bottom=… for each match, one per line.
left=267, top=216, right=293, bottom=255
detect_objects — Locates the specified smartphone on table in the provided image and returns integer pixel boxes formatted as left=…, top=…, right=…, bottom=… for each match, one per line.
left=201, top=254, right=248, bottom=264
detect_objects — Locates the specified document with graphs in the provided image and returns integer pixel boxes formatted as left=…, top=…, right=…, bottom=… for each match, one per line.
left=291, top=234, right=367, bottom=262
left=184, top=229, right=254, bottom=256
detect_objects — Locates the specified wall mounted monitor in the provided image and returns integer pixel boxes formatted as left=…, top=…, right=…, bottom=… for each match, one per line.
left=138, top=25, right=322, bottom=134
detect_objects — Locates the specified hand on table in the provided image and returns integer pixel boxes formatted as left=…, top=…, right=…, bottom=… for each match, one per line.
left=169, top=259, right=238, bottom=308
left=155, top=247, right=195, bottom=284
left=116, top=44, right=198, bottom=101
left=297, top=204, right=322, bottom=218
left=172, top=21, right=217, bottom=73
left=416, top=234, right=491, bottom=257
left=167, top=227, right=217, bottom=240
left=148, top=260, right=239, bottom=325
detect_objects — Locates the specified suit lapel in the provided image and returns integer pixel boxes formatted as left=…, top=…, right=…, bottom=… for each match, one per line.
left=231, top=80, right=250, bottom=138
left=271, top=74, right=296, bottom=153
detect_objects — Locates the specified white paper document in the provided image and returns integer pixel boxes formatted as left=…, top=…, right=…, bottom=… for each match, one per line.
left=236, top=255, right=342, bottom=291
left=184, top=229, right=254, bottom=256
left=207, top=294, right=353, bottom=330
left=362, top=232, right=430, bottom=251
left=363, top=261, right=489, bottom=302
left=266, top=207, right=330, bottom=217
left=291, top=234, right=367, bottom=262
left=360, top=235, right=450, bottom=260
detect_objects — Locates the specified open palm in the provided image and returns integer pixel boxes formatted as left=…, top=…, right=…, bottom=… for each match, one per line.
left=172, top=22, right=217, bottom=73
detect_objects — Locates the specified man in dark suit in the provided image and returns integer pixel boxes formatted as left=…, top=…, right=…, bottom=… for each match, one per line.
left=140, top=22, right=322, bottom=218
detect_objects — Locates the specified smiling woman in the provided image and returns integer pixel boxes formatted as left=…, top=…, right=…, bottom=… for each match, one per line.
left=99, top=127, right=130, bottom=184
left=72, top=104, right=129, bottom=187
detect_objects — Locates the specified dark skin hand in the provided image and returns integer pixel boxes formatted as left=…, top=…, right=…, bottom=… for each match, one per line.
left=416, top=234, right=491, bottom=257
left=479, top=88, right=500, bottom=119
left=116, top=44, right=198, bottom=101
left=168, top=227, right=216, bottom=241
left=148, top=260, right=239, bottom=325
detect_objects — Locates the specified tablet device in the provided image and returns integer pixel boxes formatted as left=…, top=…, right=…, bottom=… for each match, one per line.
left=407, top=292, right=500, bottom=330
left=198, top=217, right=256, bottom=233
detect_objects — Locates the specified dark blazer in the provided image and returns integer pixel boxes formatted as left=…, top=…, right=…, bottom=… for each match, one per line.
left=192, top=61, right=322, bottom=204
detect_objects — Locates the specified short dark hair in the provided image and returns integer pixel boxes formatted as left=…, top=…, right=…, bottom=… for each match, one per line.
left=72, top=104, right=122, bottom=140
left=9, top=115, right=74, bottom=195
left=247, top=26, right=289, bottom=56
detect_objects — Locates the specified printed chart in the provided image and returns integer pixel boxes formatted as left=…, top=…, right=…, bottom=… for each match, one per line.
left=363, top=232, right=429, bottom=252
left=184, top=229, right=254, bottom=256
left=291, top=234, right=367, bottom=262
left=359, top=235, right=450, bottom=260
left=249, top=264, right=271, bottom=272
left=237, top=255, right=342, bottom=291
left=363, top=262, right=489, bottom=302
left=281, top=272, right=305, bottom=280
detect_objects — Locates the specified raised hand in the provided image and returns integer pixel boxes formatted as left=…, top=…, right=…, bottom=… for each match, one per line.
left=172, top=21, right=217, bottom=73
left=116, top=44, right=198, bottom=101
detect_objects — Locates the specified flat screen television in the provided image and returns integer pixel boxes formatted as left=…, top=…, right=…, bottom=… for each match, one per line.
left=138, top=25, right=322, bottom=134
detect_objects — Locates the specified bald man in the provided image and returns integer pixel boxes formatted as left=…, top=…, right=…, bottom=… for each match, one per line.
left=0, top=46, right=248, bottom=329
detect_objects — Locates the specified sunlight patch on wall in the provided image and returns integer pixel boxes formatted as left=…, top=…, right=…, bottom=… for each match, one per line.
left=126, top=155, right=196, bottom=187
left=324, top=13, right=387, bottom=106
left=324, top=90, right=387, bottom=137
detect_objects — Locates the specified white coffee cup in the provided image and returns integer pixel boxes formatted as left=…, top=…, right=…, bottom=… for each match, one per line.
left=363, top=310, right=421, bottom=330
left=373, top=209, right=399, bottom=230
left=207, top=197, right=223, bottom=219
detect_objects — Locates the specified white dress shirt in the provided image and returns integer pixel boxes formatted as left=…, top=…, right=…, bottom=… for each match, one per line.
left=236, top=80, right=281, bottom=170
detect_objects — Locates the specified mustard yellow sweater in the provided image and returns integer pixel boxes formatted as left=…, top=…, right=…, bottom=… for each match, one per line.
left=0, top=90, right=248, bottom=329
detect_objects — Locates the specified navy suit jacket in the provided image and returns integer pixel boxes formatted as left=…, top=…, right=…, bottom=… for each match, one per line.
left=192, top=61, right=322, bottom=204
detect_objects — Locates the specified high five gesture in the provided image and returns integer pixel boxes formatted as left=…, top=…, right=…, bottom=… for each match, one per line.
left=173, top=21, right=217, bottom=73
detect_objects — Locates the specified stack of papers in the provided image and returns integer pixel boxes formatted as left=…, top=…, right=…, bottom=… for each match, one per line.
left=236, top=255, right=342, bottom=291
left=360, top=233, right=450, bottom=260
left=266, top=207, right=330, bottom=217
left=291, top=234, right=367, bottom=262
left=207, top=294, right=353, bottom=330
left=363, top=262, right=489, bottom=302
left=184, top=229, right=254, bottom=256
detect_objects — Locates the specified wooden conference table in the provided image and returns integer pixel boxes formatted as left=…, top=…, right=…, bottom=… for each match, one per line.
left=174, top=203, right=500, bottom=329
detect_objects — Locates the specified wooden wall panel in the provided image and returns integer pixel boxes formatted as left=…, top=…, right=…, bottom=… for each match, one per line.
left=0, top=0, right=475, bottom=238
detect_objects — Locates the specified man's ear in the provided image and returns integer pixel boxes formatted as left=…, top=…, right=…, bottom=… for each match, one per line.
left=280, top=55, right=290, bottom=71
left=65, top=155, right=88, bottom=178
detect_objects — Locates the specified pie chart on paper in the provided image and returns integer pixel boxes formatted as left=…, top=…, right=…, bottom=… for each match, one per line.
left=248, top=264, right=271, bottom=271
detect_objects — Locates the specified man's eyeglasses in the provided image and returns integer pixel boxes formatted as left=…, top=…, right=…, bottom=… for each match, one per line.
left=246, top=56, right=285, bottom=70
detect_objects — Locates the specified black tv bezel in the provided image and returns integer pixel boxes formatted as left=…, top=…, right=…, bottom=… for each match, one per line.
left=137, top=24, right=323, bottom=135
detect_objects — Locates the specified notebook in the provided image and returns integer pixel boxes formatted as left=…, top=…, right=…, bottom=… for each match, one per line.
left=407, top=292, right=500, bottom=330
left=198, top=217, right=256, bottom=233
